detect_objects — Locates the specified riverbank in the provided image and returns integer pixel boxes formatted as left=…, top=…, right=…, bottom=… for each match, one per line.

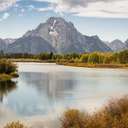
left=8, top=59, right=55, bottom=63
left=0, top=60, right=19, bottom=82
left=0, top=73, right=19, bottom=81
left=9, top=59, right=128, bottom=69
left=0, top=74, right=12, bottom=81
left=58, top=62, right=128, bottom=69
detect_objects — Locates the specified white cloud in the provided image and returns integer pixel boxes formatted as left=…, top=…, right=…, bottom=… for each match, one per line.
left=33, top=0, right=128, bottom=18
left=52, top=0, right=128, bottom=18
left=37, top=7, right=53, bottom=12
left=34, top=0, right=57, bottom=3
left=0, top=0, right=127, bottom=18
left=0, top=0, right=16, bottom=11
left=57, top=0, right=120, bottom=8
left=0, top=12, right=10, bottom=22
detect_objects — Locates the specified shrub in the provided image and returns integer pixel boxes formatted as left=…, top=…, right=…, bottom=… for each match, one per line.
left=0, top=60, right=17, bottom=74
left=38, top=52, right=52, bottom=60
left=4, top=121, right=27, bottom=128
left=104, top=96, right=128, bottom=118
left=10, top=72, right=19, bottom=78
left=61, top=109, right=88, bottom=128
left=61, top=96, right=128, bottom=128
left=0, top=74, right=12, bottom=81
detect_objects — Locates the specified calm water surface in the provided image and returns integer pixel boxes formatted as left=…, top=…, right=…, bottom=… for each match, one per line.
left=0, top=63, right=128, bottom=118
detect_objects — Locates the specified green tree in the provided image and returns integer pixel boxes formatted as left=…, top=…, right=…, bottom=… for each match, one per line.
left=49, top=52, right=54, bottom=60
left=88, top=53, right=100, bottom=64
left=38, top=53, right=50, bottom=60
left=118, top=50, right=128, bottom=64
left=80, top=54, right=89, bottom=63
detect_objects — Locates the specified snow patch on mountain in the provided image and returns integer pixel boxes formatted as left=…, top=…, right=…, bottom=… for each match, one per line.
left=49, top=19, right=59, bottom=47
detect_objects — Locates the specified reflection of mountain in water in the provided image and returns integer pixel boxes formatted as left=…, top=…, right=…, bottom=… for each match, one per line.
left=0, top=81, right=17, bottom=103
left=20, top=72, right=77, bottom=100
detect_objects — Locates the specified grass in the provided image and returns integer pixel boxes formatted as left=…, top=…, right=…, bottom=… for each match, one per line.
left=61, top=96, right=128, bottom=128
left=0, top=74, right=12, bottom=81
left=0, top=59, right=17, bottom=74
left=0, top=72, right=19, bottom=82
left=8, top=58, right=128, bottom=69
left=10, top=72, right=19, bottom=78
left=58, top=62, right=128, bottom=69
left=0, top=59, right=18, bottom=81
left=8, top=58, right=55, bottom=63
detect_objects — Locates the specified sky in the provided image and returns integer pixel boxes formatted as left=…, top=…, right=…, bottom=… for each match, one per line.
left=0, top=0, right=128, bottom=42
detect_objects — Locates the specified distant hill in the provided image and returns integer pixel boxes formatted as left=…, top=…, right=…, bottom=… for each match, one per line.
left=107, top=39, right=127, bottom=51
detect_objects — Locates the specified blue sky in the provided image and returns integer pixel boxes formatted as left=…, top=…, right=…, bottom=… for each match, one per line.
left=0, top=0, right=128, bottom=42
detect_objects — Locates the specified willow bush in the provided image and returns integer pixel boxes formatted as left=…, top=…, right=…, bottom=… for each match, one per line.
left=61, top=96, right=128, bottom=128
left=4, top=121, right=27, bottom=128
left=0, top=59, right=17, bottom=74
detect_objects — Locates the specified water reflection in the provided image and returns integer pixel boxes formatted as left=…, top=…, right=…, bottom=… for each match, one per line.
left=0, top=81, right=17, bottom=103
left=1, top=63, right=128, bottom=117
left=20, top=72, right=76, bottom=100
left=3, top=72, right=77, bottom=116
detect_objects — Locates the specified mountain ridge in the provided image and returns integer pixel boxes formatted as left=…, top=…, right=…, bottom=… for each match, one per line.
left=0, top=17, right=127, bottom=54
left=13, top=17, right=111, bottom=54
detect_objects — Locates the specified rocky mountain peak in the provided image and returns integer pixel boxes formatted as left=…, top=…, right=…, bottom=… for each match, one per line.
left=108, top=39, right=126, bottom=51
left=47, top=17, right=66, bottom=24
left=4, top=17, right=112, bottom=54
left=45, top=17, right=75, bottom=32
left=112, top=39, right=123, bottom=43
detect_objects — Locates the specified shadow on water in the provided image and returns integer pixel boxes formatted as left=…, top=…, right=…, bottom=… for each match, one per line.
left=0, top=80, right=17, bottom=103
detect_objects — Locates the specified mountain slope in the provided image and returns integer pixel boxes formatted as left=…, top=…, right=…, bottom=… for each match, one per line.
left=22, top=17, right=111, bottom=53
left=125, top=39, right=128, bottom=48
left=4, top=38, right=16, bottom=44
left=7, top=36, right=55, bottom=54
left=0, top=39, right=7, bottom=52
left=83, top=35, right=111, bottom=52
left=108, top=39, right=127, bottom=51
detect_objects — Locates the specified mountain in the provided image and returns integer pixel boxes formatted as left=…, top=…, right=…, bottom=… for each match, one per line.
left=7, top=36, right=55, bottom=54
left=125, top=39, right=128, bottom=48
left=107, top=39, right=127, bottom=51
left=7, top=17, right=111, bottom=54
left=0, top=38, right=7, bottom=52
left=4, top=38, right=16, bottom=44
left=83, top=35, right=111, bottom=52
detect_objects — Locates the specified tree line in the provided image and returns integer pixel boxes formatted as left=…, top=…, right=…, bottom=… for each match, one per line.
left=0, top=50, right=128, bottom=64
